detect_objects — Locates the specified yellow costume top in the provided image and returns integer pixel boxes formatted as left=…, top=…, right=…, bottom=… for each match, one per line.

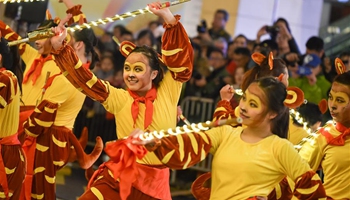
left=299, top=122, right=350, bottom=199
left=151, top=125, right=325, bottom=199
left=288, top=117, right=309, bottom=145
left=0, top=69, right=20, bottom=137
left=52, top=16, right=193, bottom=165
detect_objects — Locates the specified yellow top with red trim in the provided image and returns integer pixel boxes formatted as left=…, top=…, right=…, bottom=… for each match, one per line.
left=299, top=122, right=350, bottom=199
left=288, top=117, right=309, bottom=145
left=0, top=69, right=20, bottom=138
left=52, top=15, right=193, bottom=165
left=152, top=125, right=325, bottom=199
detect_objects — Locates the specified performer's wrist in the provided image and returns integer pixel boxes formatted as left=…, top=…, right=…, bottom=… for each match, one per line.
left=145, top=138, right=161, bottom=152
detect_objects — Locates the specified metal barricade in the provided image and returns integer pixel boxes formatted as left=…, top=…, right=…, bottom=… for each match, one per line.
left=170, top=96, right=215, bottom=184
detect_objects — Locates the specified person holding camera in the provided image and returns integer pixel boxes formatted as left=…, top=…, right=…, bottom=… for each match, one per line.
left=256, top=18, right=300, bottom=57
left=288, top=36, right=331, bottom=105
left=197, top=9, right=232, bottom=44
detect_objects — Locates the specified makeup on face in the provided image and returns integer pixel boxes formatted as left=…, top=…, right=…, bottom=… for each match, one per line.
left=239, top=84, right=264, bottom=121
left=328, top=82, right=350, bottom=123
left=124, top=61, right=147, bottom=76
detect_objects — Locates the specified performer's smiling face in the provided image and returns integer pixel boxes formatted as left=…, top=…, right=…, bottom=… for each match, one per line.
left=35, top=38, right=52, bottom=55
left=123, top=52, right=158, bottom=96
left=239, top=83, right=274, bottom=127
left=328, top=82, right=350, bottom=125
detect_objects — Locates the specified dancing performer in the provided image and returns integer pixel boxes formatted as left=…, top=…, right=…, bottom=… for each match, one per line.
left=50, top=1, right=193, bottom=199
left=214, top=52, right=306, bottom=144
left=0, top=34, right=25, bottom=200
left=297, top=59, right=350, bottom=199
left=132, top=77, right=326, bottom=200
left=0, top=5, right=103, bottom=200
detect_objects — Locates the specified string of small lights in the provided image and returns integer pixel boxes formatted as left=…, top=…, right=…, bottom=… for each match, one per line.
left=7, top=0, right=191, bottom=46
left=0, top=0, right=44, bottom=4
left=139, top=118, right=242, bottom=141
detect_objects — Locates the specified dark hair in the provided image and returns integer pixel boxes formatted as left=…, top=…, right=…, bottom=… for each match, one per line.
left=136, top=29, right=156, bottom=47
left=296, top=102, right=323, bottom=127
left=306, top=36, right=324, bottom=53
left=38, top=19, right=58, bottom=29
left=216, top=9, right=229, bottom=22
left=72, top=28, right=99, bottom=69
left=242, top=55, right=287, bottom=91
left=339, top=51, right=350, bottom=58
left=254, top=77, right=289, bottom=138
left=0, top=37, right=23, bottom=91
left=113, top=24, right=127, bottom=32
left=121, top=29, right=133, bottom=37
left=129, top=45, right=164, bottom=87
left=207, top=47, right=225, bottom=58
left=234, top=47, right=251, bottom=57
left=259, top=39, right=279, bottom=54
left=274, top=18, right=291, bottom=33
left=234, top=34, right=248, bottom=42
left=333, top=71, right=350, bottom=87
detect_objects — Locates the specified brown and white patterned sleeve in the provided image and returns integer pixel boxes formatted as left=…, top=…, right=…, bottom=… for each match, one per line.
left=0, top=70, right=18, bottom=108
left=212, top=100, right=236, bottom=122
left=162, top=15, right=193, bottom=83
left=148, top=131, right=212, bottom=169
left=66, top=4, right=87, bottom=25
left=52, top=45, right=109, bottom=102
left=23, top=100, right=58, bottom=137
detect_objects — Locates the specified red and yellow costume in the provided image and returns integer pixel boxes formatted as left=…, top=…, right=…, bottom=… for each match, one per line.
left=51, top=15, right=193, bottom=199
left=1, top=6, right=101, bottom=200
left=298, top=122, right=350, bottom=199
left=148, top=125, right=325, bottom=199
left=213, top=100, right=308, bottom=145
left=0, top=69, right=25, bottom=200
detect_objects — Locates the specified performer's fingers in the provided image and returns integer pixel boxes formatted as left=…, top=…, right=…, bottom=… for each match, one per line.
left=130, top=128, right=143, bottom=139
left=59, top=13, right=72, bottom=28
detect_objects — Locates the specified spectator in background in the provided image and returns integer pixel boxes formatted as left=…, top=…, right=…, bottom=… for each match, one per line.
left=113, top=24, right=127, bottom=43
left=98, top=32, right=115, bottom=52
left=289, top=36, right=331, bottom=104
left=148, top=20, right=164, bottom=39
left=136, top=29, right=156, bottom=48
left=256, top=18, right=300, bottom=57
left=200, top=48, right=231, bottom=100
left=226, top=47, right=250, bottom=74
left=197, top=9, right=232, bottom=45
left=297, top=102, right=324, bottom=132
left=208, top=9, right=232, bottom=43
left=231, top=34, right=248, bottom=50
left=119, top=29, right=134, bottom=43
left=112, top=29, right=135, bottom=71
left=339, top=51, right=350, bottom=72
left=232, top=47, right=251, bottom=72
left=213, top=37, right=228, bottom=56
left=95, top=55, right=115, bottom=83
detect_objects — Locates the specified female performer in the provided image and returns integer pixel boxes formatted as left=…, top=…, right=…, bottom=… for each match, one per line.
left=132, top=77, right=326, bottom=199
left=0, top=34, right=25, bottom=200
left=49, top=1, right=193, bottom=199
left=297, top=59, right=350, bottom=199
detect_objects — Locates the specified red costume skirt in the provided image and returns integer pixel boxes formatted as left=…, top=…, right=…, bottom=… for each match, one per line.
left=79, top=163, right=171, bottom=200
left=21, top=126, right=76, bottom=200
left=0, top=134, right=25, bottom=200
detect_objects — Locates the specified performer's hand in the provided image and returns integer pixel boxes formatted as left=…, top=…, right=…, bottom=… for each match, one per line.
left=220, top=84, right=235, bottom=102
left=50, top=14, right=72, bottom=50
left=130, top=129, right=155, bottom=145
left=148, top=1, right=176, bottom=25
